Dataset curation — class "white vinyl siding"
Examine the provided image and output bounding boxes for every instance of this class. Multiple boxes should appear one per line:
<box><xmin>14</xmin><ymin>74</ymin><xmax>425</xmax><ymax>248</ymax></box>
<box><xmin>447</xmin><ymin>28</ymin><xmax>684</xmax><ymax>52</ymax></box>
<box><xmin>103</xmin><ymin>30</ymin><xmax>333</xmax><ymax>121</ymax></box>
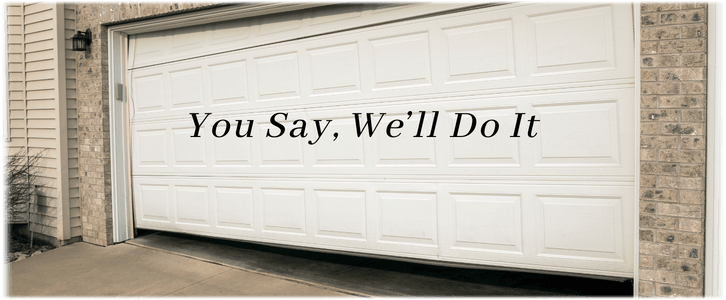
<box><xmin>64</xmin><ymin>4</ymin><xmax>80</xmax><ymax>238</ymax></box>
<box><xmin>5</xmin><ymin>2</ymin><xmax>79</xmax><ymax>242</ymax></box>
<box><xmin>2</xmin><ymin>2</ymin><xmax>9</xmax><ymax>142</ymax></box>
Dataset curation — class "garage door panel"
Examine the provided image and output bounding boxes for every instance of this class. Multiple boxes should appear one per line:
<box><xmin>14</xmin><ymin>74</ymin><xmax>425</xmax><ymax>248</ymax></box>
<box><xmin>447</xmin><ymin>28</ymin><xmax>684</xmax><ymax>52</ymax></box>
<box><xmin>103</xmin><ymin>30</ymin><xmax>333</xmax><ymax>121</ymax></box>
<box><xmin>213</xmin><ymin>134</ymin><xmax>253</xmax><ymax>167</ymax></box>
<box><xmin>376</xmin><ymin>191</ymin><xmax>438</xmax><ymax>247</ymax></box>
<box><xmin>169</xmin><ymin>68</ymin><xmax>205</xmax><ymax>109</ymax></box>
<box><xmin>527</xmin><ymin>5</ymin><xmax>615</xmax><ymax>76</ymax></box>
<box><xmin>133</xmin><ymin>179</ymin><xmax>633</xmax><ymax>276</ymax></box>
<box><xmin>129</xmin><ymin>3</ymin><xmax>635</xmax><ymax>277</ymax></box>
<box><xmin>370</xmin><ymin>31</ymin><xmax>432</xmax><ymax>91</ymax></box>
<box><xmin>130</xmin><ymin>88</ymin><xmax>633</xmax><ymax>177</ymax></box>
<box><xmin>314</xmin><ymin>189</ymin><xmax>367</xmax><ymax>241</ymax></box>
<box><xmin>129</xmin><ymin>4</ymin><xmax>473</xmax><ymax>69</ymax></box>
<box><xmin>261</xmin><ymin>188</ymin><xmax>307</xmax><ymax>235</ymax></box>
<box><xmin>533</xmin><ymin>100</ymin><xmax>622</xmax><ymax>167</ymax></box>
<box><xmin>175</xmin><ymin>185</ymin><xmax>210</xmax><ymax>226</ymax></box>
<box><xmin>171</xmin><ymin>126</ymin><xmax>207</xmax><ymax>166</ymax></box>
<box><xmin>254</xmin><ymin>51</ymin><xmax>302</xmax><ymax>101</ymax></box>
<box><xmin>446</xmin><ymin>106</ymin><xmax>521</xmax><ymax>167</ymax></box>
<box><xmin>129</xmin><ymin>3</ymin><xmax>633</xmax><ymax>124</ymax></box>
<box><xmin>136</xmin><ymin>183</ymin><xmax>171</xmax><ymax>223</ymax></box>
<box><xmin>310</xmin><ymin>116</ymin><xmax>366</xmax><ymax>167</ymax></box>
<box><xmin>216</xmin><ymin>187</ymin><xmax>255</xmax><ymax>230</ymax></box>
<box><xmin>207</xmin><ymin>60</ymin><xmax>250</xmax><ymax>105</ymax></box>
<box><xmin>373</xmin><ymin>112</ymin><xmax>438</xmax><ymax>167</ymax></box>
<box><xmin>438</xmin><ymin>183</ymin><xmax>633</xmax><ymax>275</ymax></box>
<box><xmin>132</xmin><ymin>73</ymin><xmax>166</xmax><ymax>113</ymax></box>
<box><xmin>449</xmin><ymin>192</ymin><xmax>524</xmax><ymax>255</ymax></box>
<box><xmin>308</xmin><ymin>42</ymin><xmax>362</xmax><ymax>96</ymax></box>
<box><xmin>441</xmin><ymin>18</ymin><xmax>516</xmax><ymax>83</ymax></box>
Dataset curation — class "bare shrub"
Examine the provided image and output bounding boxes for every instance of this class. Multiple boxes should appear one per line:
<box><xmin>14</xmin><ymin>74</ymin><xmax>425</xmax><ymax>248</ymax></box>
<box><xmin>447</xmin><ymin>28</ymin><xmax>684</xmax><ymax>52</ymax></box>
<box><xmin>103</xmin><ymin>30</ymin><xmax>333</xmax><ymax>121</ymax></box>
<box><xmin>5</xmin><ymin>147</ymin><xmax>44</xmax><ymax>222</ymax></box>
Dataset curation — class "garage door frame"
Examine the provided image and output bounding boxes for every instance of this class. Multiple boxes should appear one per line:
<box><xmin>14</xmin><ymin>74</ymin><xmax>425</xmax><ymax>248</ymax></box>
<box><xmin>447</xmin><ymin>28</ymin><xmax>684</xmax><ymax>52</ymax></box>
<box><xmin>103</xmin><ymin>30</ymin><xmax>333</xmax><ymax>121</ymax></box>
<box><xmin>107</xmin><ymin>3</ymin><xmax>641</xmax><ymax>289</ymax></box>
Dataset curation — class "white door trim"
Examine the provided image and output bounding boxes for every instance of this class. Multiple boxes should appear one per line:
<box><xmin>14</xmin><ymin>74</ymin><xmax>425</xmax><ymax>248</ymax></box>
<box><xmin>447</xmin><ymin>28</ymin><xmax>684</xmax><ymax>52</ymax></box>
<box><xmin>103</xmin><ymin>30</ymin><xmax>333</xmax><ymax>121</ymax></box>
<box><xmin>107</xmin><ymin>3</ymin><xmax>489</xmax><ymax>243</ymax></box>
<box><xmin>706</xmin><ymin>2</ymin><xmax>722</xmax><ymax>297</ymax></box>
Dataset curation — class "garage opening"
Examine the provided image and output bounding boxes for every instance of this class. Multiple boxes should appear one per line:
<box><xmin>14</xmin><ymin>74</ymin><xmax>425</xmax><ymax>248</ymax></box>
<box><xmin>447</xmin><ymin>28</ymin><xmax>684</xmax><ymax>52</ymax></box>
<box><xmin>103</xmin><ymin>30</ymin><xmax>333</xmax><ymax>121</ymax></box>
<box><xmin>124</xmin><ymin>3</ymin><xmax>636</xmax><ymax>279</ymax></box>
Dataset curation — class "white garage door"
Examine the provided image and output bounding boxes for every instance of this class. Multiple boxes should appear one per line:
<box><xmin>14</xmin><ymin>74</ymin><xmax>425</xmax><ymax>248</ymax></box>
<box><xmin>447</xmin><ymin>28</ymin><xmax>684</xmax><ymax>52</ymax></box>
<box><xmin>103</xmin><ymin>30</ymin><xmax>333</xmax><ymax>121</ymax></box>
<box><xmin>127</xmin><ymin>3</ymin><xmax>635</xmax><ymax>278</ymax></box>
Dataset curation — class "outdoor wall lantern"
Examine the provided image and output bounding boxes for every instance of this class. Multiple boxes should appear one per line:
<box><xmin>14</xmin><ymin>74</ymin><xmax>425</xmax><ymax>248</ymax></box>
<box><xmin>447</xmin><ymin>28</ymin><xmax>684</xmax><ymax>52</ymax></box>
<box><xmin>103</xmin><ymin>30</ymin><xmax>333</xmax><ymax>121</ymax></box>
<box><xmin>72</xmin><ymin>29</ymin><xmax>92</xmax><ymax>51</ymax></box>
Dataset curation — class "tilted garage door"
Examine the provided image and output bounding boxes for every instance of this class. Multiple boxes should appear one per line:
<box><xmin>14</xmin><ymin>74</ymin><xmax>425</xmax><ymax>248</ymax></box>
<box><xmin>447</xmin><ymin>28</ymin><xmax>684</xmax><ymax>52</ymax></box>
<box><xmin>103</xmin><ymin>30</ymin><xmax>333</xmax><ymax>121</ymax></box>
<box><xmin>126</xmin><ymin>3</ymin><xmax>636</xmax><ymax>277</ymax></box>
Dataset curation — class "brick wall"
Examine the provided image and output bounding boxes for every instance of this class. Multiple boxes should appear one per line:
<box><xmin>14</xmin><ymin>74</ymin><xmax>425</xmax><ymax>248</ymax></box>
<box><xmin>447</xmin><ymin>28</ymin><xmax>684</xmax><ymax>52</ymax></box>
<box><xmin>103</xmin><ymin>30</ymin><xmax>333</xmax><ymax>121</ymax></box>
<box><xmin>639</xmin><ymin>3</ymin><xmax>707</xmax><ymax>297</ymax></box>
<box><xmin>75</xmin><ymin>3</ymin><xmax>224</xmax><ymax>246</ymax></box>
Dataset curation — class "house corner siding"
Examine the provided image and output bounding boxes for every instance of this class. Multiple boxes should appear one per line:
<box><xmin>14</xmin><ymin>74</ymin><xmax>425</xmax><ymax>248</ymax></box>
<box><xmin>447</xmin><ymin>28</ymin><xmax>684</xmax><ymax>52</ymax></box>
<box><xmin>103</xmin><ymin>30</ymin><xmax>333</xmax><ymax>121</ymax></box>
<box><xmin>639</xmin><ymin>3</ymin><xmax>708</xmax><ymax>297</ymax></box>
<box><xmin>6</xmin><ymin>2</ymin><xmax>82</xmax><ymax>246</ymax></box>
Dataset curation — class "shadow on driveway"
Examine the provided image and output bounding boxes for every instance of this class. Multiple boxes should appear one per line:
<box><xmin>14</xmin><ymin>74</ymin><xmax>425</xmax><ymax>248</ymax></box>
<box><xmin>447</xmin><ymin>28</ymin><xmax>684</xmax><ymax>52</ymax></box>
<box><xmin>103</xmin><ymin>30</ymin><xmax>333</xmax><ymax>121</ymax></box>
<box><xmin>130</xmin><ymin>230</ymin><xmax>634</xmax><ymax>297</ymax></box>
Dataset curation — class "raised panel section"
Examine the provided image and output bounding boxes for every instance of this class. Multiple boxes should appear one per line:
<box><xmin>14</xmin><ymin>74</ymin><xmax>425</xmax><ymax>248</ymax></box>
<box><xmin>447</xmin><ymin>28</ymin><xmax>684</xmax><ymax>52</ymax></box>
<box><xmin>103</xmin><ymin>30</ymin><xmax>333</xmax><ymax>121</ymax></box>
<box><xmin>133</xmin><ymin>74</ymin><xmax>165</xmax><ymax>113</ymax></box>
<box><xmin>213</xmin><ymin>135</ymin><xmax>252</xmax><ymax>166</ymax></box>
<box><xmin>170</xmin><ymin>27</ymin><xmax>205</xmax><ymax>53</ymax></box>
<box><xmin>442</xmin><ymin>19</ymin><xmax>516</xmax><ymax>83</ymax></box>
<box><xmin>135</xmin><ymin>129</ymin><xmax>167</xmax><ymax>166</ymax></box>
<box><xmin>211</xmin><ymin>18</ymin><xmax>252</xmax><ymax>45</ymax></box>
<box><xmin>216</xmin><ymin>187</ymin><xmax>254</xmax><ymax>230</ymax></box>
<box><xmin>139</xmin><ymin>184</ymin><xmax>170</xmax><ymax>222</ymax></box>
<box><xmin>308</xmin><ymin>43</ymin><xmax>361</xmax><ymax>96</ymax></box>
<box><xmin>446</xmin><ymin>107</ymin><xmax>520</xmax><ymax>166</ymax></box>
<box><xmin>170</xmin><ymin>68</ymin><xmax>204</xmax><ymax>109</ymax></box>
<box><xmin>450</xmin><ymin>193</ymin><xmax>522</xmax><ymax>254</ymax></box>
<box><xmin>172</xmin><ymin>127</ymin><xmax>206</xmax><ymax>166</ymax></box>
<box><xmin>258</xmin><ymin>120</ymin><xmax>304</xmax><ymax>166</ymax></box>
<box><xmin>370</xmin><ymin>32</ymin><xmax>431</xmax><ymax>90</ymax></box>
<box><xmin>176</xmin><ymin>186</ymin><xmax>209</xmax><ymax>225</ymax></box>
<box><xmin>262</xmin><ymin>188</ymin><xmax>306</xmax><ymax>235</ymax></box>
<box><xmin>209</xmin><ymin>60</ymin><xmax>248</xmax><ymax>105</ymax></box>
<box><xmin>314</xmin><ymin>190</ymin><xmax>366</xmax><ymax>240</ymax></box>
<box><xmin>131</xmin><ymin>31</ymin><xmax>166</xmax><ymax>65</ymax></box>
<box><xmin>375</xmin><ymin>113</ymin><xmax>436</xmax><ymax>166</ymax></box>
<box><xmin>378</xmin><ymin>191</ymin><xmax>437</xmax><ymax>246</ymax></box>
<box><xmin>528</xmin><ymin>6</ymin><xmax>615</xmax><ymax>76</ymax></box>
<box><xmin>535</xmin><ymin>194</ymin><xmax>623</xmax><ymax>261</ymax></box>
<box><xmin>258</xmin><ymin>13</ymin><xmax>303</xmax><ymax>36</ymax></box>
<box><xmin>312</xmin><ymin>117</ymin><xmax>365</xmax><ymax>166</ymax></box>
<box><xmin>533</xmin><ymin>100</ymin><xmax>620</xmax><ymax>166</ymax></box>
<box><xmin>255</xmin><ymin>52</ymin><xmax>300</xmax><ymax>100</ymax></box>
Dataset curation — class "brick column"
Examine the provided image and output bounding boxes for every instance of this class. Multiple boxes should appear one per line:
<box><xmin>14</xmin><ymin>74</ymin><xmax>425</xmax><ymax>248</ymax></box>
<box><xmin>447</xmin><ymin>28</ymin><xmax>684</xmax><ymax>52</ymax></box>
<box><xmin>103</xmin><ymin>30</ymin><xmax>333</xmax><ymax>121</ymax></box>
<box><xmin>639</xmin><ymin>3</ymin><xmax>707</xmax><ymax>297</ymax></box>
<box><xmin>76</xmin><ymin>4</ymin><xmax>113</xmax><ymax>246</ymax></box>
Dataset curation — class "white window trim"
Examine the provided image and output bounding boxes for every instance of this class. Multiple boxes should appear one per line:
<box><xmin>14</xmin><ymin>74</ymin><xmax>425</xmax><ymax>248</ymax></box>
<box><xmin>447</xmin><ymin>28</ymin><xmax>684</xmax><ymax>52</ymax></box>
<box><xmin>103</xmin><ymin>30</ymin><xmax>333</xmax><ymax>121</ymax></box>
<box><xmin>706</xmin><ymin>2</ymin><xmax>723</xmax><ymax>297</ymax></box>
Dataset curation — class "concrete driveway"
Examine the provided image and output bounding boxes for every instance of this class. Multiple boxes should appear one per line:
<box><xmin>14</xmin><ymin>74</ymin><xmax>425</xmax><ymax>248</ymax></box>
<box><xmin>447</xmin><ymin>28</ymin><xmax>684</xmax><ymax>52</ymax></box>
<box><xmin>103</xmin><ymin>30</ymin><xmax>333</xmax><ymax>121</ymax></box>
<box><xmin>8</xmin><ymin>242</ymin><xmax>349</xmax><ymax>296</ymax></box>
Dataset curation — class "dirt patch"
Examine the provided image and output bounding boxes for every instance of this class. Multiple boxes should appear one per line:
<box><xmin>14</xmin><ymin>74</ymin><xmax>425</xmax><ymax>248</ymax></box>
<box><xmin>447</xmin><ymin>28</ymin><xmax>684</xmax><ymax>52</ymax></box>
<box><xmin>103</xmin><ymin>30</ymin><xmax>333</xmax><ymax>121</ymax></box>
<box><xmin>7</xmin><ymin>229</ymin><xmax>55</xmax><ymax>263</ymax></box>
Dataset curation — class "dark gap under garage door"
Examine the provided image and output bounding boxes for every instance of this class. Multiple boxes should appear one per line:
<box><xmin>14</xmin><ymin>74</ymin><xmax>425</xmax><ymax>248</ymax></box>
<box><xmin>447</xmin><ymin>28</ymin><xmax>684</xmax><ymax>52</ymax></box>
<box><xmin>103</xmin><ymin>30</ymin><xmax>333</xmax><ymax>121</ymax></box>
<box><xmin>129</xmin><ymin>230</ymin><xmax>633</xmax><ymax>296</ymax></box>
